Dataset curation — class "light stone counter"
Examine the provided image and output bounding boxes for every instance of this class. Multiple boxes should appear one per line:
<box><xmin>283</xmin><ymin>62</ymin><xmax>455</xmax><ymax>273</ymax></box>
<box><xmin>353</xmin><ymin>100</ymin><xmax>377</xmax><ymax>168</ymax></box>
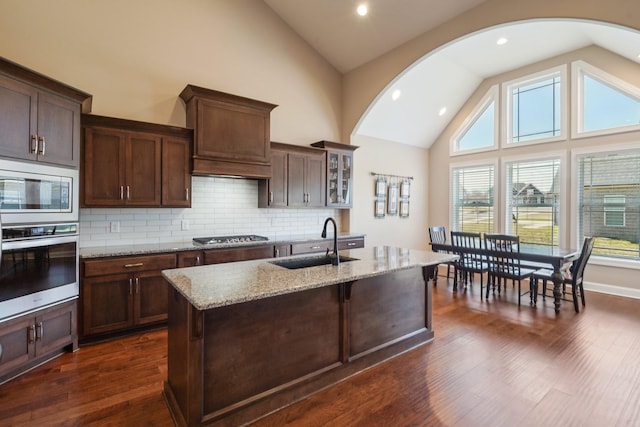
<box><xmin>162</xmin><ymin>246</ymin><xmax>457</xmax><ymax>311</ymax></box>
<box><xmin>80</xmin><ymin>232</ymin><xmax>365</xmax><ymax>258</ymax></box>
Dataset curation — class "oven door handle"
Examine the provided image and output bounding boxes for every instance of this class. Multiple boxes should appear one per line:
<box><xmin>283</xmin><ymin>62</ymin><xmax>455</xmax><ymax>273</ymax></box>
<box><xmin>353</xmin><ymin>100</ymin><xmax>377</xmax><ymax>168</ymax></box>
<box><xmin>1</xmin><ymin>234</ymin><xmax>78</xmax><ymax>251</ymax></box>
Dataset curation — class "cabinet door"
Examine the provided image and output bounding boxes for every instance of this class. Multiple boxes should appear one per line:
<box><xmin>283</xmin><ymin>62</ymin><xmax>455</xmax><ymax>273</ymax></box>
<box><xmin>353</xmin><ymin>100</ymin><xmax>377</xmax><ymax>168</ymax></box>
<box><xmin>0</xmin><ymin>74</ymin><xmax>37</xmax><ymax>162</ymax></box>
<box><xmin>305</xmin><ymin>150</ymin><xmax>326</xmax><ymax>207</ymax></box>
<box><xmin>35</xmin><ymin>301</ymin><xmax>77</xmax><ymax>356</ymax></box>
<box><xmin>287</xmin><ymin>152</ymin><xmax>307</xmax><ymax>207</ymax></box>
<box><xmin>177</xmin><ymin>251</ymin><xmax>204</xmax><ymax>267</ymax></box>
<box><xmin>339</xmin><ymin>152</ymin><xmax>353</xmax><ymax>207</ymax></box>
<box><xmin>162</xmin><ymin>136</ymin><xmax>191</xmax><ymax>207</ymax></box>
<box><xmin>36</xmin><ymin>91</ymin><xmax>81</xmax><ymax>167</ymax></box>
<box><xmin>83</xmin><ymin>127</ymin><xmax>126</xmax><ymax>206</ymax></box>
<box><xmin>126</xmin><ymin>133</ymin><xmax>161</xmax><ymax>206</ymax></box>
<box><xmin>268</xmin><ymin>149</ymin><xmax>288</xmax><ymax>207</ymax></box>
<box><xmin>0</xmin><ymin>316</ymin><xmax>34</xmax><ymax>378</ymax></box>
<box><xmin>82</xmin><ymin>273</ymin><xmax>134</xmax><ymax>336</ymax></box>
<box><xmin>135</xmin><ymin>270</ymin><xmax>168</xmax><ymax>326</ymax></box>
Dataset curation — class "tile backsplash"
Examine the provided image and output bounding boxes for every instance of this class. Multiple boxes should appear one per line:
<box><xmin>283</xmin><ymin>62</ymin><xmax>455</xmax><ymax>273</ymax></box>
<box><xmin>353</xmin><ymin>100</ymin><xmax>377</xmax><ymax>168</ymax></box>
<box><xmin>79</xmin><ymin>176</ymin><xmax>340</xmax><ymax>247</ymax></box>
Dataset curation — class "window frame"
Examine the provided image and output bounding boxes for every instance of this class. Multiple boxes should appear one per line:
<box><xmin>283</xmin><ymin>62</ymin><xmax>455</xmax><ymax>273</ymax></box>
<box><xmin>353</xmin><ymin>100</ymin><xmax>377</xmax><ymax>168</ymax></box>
<box><xmin>571</xmin><ymin>60</ymin><xmax>640</xmax><ymax>139</ymax></box>
<box><xmin>571</xmin><ymin>142</ymin><xmax>640</xmax><ymax>269</ymax></box>
<box><xmin>450</xmin><ymin>85</ymin><xmax>499</xmax><ymax>156</ymax></box>
<box><xmin>501</xmin><ymin>151</ymin><xmax>566</xmax><ymax>248</ymax></box>
<box><xmin>449</xmin><ymin>159</ymin><xmax>499</xmax><ymax>235</ymax></box>
<box><xmin>501</xmin><ymin>65</ymin><xmax>568</xmax><ymax>149</ymax></box>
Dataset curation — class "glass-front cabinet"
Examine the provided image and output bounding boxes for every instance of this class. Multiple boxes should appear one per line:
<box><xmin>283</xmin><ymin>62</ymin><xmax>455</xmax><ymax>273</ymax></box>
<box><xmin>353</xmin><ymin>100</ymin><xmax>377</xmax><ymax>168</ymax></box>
<box><xmin>311</xmin><ymin>140</ymin><xmax>358</xmax><ymax>208</ymax></box>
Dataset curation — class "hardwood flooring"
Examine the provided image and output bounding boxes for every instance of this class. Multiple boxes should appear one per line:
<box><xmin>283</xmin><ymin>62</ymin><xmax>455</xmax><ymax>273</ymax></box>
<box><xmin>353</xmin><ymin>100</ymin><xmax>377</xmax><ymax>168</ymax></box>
<box><xmin>1</xmin><ymin>277</ymin><xmax>640</xmax><ymax>426</ymax></box>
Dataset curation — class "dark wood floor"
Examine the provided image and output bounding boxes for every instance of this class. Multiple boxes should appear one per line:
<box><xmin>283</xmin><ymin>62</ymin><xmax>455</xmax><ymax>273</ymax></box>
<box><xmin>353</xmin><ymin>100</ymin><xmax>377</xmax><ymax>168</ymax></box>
<box><xmin>2</xmin><ymin>276</ymin><xmax>640</xmax><ymax>426</ymax></box>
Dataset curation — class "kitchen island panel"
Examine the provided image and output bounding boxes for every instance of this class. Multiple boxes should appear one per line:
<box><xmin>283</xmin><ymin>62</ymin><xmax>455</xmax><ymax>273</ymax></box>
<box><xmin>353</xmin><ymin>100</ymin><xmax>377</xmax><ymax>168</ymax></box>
<box><xmin>349</xmin><ymin>268</ymin><xmax>427</xmax><ymax>358</ymax></box>
<box><xmin>202</xmin><ymin>285</ymin><xmax>341</xmax><ymax>415</ymax></box>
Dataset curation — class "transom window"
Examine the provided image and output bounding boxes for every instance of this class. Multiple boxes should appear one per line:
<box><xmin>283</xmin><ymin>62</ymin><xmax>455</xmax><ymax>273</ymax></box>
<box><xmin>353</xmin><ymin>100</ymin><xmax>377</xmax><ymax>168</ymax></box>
<box><xmin>451</xmin><ymin>86</ymin><xmax>498</xmax><ymax>155</ymax></box>
<box><xmin>503</xmin><ymin>66</ymin><xmax>566</xmax><ymax>146</ymax></box>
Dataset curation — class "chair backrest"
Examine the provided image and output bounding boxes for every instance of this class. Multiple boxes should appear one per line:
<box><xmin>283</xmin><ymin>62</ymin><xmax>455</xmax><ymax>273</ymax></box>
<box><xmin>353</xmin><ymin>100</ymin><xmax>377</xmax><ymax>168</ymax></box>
<box><xmin>484</xmin><ymin>234</ymin><xmax>522</xmax><ymax>274</ymax></box>
<box><xmin>429</xmin><ymin>226</ymin><xmax>446</xmax><ymax>244</ymax></box>
<box><xmin>570</xmin><ymin>237</ymin><xmax>595</xmax><ymax>285</ymax></box>
<box><xmin>451</xmin><ymin>231</ymin><xmax>483</xmax><ymax>265</ymax></box>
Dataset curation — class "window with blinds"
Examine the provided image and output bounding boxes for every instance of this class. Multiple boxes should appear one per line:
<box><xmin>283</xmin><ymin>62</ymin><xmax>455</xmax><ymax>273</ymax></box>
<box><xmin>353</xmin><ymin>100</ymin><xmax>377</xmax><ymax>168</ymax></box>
<box><xmin>451</xmin><ymin>164</ymin><xmax>495</xmax><ymax>234</ymax></box>
<box><xmin>505</xmin><ymin>158</ymin><xmax>561</xmax><ymax>247</ymax></box>
<box><xmin>578</xmin><ymin>152</ymin><xmax>640</xmax><ymax>260</ymax></box>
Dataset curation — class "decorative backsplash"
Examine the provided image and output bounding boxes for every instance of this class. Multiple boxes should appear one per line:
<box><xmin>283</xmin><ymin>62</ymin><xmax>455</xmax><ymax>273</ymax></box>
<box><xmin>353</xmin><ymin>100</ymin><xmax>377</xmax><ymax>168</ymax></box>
<box><xmin>79</xmin><ymin>176</ymin><xmax>340</xmax><ymax>247</ymax></box>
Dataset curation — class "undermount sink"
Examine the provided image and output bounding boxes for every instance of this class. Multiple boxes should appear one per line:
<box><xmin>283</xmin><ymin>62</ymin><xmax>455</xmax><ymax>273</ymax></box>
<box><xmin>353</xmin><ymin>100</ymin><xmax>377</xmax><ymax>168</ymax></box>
<box><xmin>270</xmin><ymin>255</ymin><xmax>359</xmax><ymax>270</ymax></box>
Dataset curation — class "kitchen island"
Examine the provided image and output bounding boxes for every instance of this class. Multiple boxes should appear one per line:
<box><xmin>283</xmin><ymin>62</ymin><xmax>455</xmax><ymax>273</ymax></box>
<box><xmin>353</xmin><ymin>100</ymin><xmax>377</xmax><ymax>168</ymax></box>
<box><xmin>162</xmin><ymin>246</ymin><xmax>456</xmax><ymax>426</ymax></box>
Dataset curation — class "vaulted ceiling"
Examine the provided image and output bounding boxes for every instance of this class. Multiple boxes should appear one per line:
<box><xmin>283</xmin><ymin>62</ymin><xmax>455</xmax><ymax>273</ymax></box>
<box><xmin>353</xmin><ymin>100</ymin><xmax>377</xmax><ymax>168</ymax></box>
<box><xmin>265</xmin><ymin>1</ymin><xmax>640</xmax><ymax>148</ymax></box>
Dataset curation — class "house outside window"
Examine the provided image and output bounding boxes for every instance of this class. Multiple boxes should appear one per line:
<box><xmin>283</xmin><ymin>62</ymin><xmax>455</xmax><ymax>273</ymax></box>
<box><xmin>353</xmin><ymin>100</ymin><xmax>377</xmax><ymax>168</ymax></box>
<box><xmin>577</xmin><ymin>150</ymin><xmax>640</xmax><ymax>260</ymax></box>
<box><xmin>505</xmin><ymin>157</ymin><xmax>561</xmax><ymax>247</ymax></box>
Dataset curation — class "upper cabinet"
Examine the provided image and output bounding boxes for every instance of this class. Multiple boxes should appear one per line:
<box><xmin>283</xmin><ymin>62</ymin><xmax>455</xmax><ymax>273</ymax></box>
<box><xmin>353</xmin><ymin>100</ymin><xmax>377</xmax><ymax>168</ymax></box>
<box><xmin>259</xmin><ymin>142</ymin><xmax>326</xmax><ymax>208</ymax></box>
<box><xmin>179</xmin><ymin>85</ymin><xmax>277</xmax><ymax>179</ymax></box>
<box><xmin>311</xmin><ymin>141</ymin><xmax>358</xmax><ymax>208</ymax></box>
<box><xmin>0</xmin><ymin>57</ymin><xmax>92</xmax><ymax>168</ymax></box>
<box><xmin>81</xmin><ymin>114</ymin><xmax>192</xmax><ymax>208</ymax></box>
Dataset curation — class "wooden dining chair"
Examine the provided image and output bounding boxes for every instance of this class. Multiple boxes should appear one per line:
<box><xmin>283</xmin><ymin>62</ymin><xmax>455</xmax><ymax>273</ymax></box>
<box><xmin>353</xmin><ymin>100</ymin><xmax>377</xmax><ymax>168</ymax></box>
<box><xmin>428</xmin><ymin>226</ymin><xmax>452</xmax><ymax>285</ymax></box>
<box><xmin>484</xmin><ymin>234</ymin><xmax>537</xmax><ymax>305</ymax></box>
<box><xmin>450</xmin><ymin>231</ymin><xmax>489</xmax><ymax>295</ymax></box>
<box><xmin>531</xmin><ymin>237</ymin><xmax>594</xmax><ymax>312</ymax></box>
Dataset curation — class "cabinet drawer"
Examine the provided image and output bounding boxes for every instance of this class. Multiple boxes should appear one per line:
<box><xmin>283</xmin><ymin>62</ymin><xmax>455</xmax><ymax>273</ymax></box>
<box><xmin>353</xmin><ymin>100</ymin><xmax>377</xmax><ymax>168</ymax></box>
<box><xmin>203</xmin><ymin>245</ymin><xmax>274</xmax><ymax>265</ymax></box>
<box><xmin>83</xmin><ymin>253</ymin><xmax>177</xmax><ymax>277</ymax></box>
<box><xmin>290</xmin><ymin>241</ymin><xmax>333</xmax><ymax>255</ymax></box>
<box><xmin>338</xmin><ymin>238</ymin><xmax>364</xmax><ymax>250</ymax></box>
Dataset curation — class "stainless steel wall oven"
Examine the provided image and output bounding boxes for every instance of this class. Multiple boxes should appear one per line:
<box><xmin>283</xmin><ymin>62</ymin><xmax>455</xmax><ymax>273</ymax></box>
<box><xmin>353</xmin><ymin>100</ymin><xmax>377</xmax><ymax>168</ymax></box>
<box><xmin>0</xmin><ymin>159</ymin><xmax>79</xmax><ymax>322</ymax></box>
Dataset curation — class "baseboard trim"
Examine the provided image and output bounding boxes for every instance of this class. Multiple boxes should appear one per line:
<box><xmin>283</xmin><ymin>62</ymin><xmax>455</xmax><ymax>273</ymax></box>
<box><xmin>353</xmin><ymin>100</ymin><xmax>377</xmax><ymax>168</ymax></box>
<box><xmin>584</xmin><ymin>281</ymin><xmax>640</xmax><ymax>300</ymax></box>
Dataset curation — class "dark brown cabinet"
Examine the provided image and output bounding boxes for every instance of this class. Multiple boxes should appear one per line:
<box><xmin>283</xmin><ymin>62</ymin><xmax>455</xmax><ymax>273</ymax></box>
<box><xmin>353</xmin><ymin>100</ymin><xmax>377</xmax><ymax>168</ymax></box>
<box><xmin>80</xmin><ymin>254</ymin><xmax>177</xmax><ymax>339</ymax></box>
<box><xmin>82</xmin><ymin>115</ymin><xmax>192</xmax><ymax>208</ymax></box>
<box><xmin>0</xmin><ymin>58</ymin><xmax>91</xmax><ymax>167</ymax></box>
<box><xmin>259</xmin><ymin>143</ymin><xmax>326</xmax><ymax>208</ymax></box>
<box><xmin>180</xmin><ymin>85</ymin><xmax>277</xmax><ymax>179</ymax></box>
<box><xmin>203</xmin><ymin>245</ymin><xmax>275</xmax><ymax>265</ymax></box>
<box><xmin>0</xmin><ymin>300</ymin><xmax>77</xmax><ymax>383</ymax></box>
<box><xmin>311</xmin><ymin>141</ymin><xmax>358</xmax><ymax>208</ymax></box>
<box><xmin>177</xmin><ymin>250</ymin><xmax>204</xmax><ymax>268</ymax></box>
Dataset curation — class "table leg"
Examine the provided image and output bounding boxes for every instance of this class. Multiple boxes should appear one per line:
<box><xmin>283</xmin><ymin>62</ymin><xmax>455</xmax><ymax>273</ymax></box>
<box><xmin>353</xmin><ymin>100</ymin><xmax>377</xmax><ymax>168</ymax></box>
<box><xmin>551</xmin><ymin>269</ymin><xmax>563</xmax><ymax>314</ymax></box>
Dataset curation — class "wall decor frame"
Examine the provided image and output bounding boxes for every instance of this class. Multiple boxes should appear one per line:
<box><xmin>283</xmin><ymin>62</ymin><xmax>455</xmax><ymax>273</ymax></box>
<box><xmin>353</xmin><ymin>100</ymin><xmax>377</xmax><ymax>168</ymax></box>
<box><xmin>374</xmin><ymin>199</ymin><xmax>386</xmax><ymax>217</ymax></box>
<box><xmin>387</xmin><ymin>183</ymin><xmax>398</xmax><ymax>215</ymax></box>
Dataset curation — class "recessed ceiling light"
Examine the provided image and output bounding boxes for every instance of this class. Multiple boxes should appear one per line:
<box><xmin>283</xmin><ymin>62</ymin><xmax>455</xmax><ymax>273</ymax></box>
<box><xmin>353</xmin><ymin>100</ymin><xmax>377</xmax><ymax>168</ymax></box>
<box><xmin>356</xmin><ymin>4</ymin><xmax>368</xmax><ymax>17</ymax></box>
<box><xmin>496</xmin><ymin>37</ymin><xmax>508</xmax><ymax>46</ymax></box>
<box><xmin>391</xmin><ymin>89</ymin><xmax>401</xmax><ymax>101</ymax></box>
<box><xmin>438</xmin><ymin>107</ymin><xmax>447</xmax><ymax>116</ymax></box>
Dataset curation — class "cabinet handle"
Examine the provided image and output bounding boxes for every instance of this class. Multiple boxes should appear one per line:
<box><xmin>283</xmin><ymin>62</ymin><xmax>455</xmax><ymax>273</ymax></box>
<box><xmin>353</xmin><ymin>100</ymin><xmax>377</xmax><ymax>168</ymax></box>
<box><xmin>196</xmin><ymin>256</ymin><xmax>201</xmax><ymax>265</ymax></box>
<box><xmin>275</xmin><ymin>248</ymin><xmax>280</xmax><ymax>257</ymax></box>
<box><xmin>36</xmin><ymin>322</ymin><xmax>43</xmax><ymax>341</ymax></box>
<box><xmin>126</xmin><ymin>186</ymin><xmax>130</xmax><ymax>200</ymax></box>
<box><xmin>269</xmin><ymin>191</ymin><xmax>273</xmax><ymax>205</ymax></box>
<box><xmin>347</xmin><ymin>242</ymin><xmax>357</xmax><ymax>247</ymax></box>
<box><xmin>310</xmin><ymin>245</ymin><xmax>321</xmax><ymax>250</ymax></box>
<box><xmin>120</xmin><ymin>186</ymin><xmax>124</xmax><ymax>200</ymax></box>
<box><xmin>124</xmin><ymin>262</ymin><xmax>144</xmax><ymax>268</ymax></box>
<box><xmin>129</xmin><ymin>278</ymin><xmax>133</xmax><ymax>295</ymax></box>
<box><xmin>185</xmin><ymin>188</ymin><xmax>189</xmax><ymax>201</ymax></box>
<box><xmin>38</xmin><ymin>136</ymin><xmax>46</xmax><ymax>155</ymax></box>
<box><xmin>0</xmin><ymin>342</ymin><xmax>3</xmax><ymax>361</ymax></box>
<box><xmin>28</xmin><ymin>325</ymin><xmax>36</xmax><ymax>343</ymax></box>
<box><xmin>30</xmin><ymin>134</ymin><xmax>38</xmax><ymax>153</ymax></box>
<box><xmin>135</xmin><ymin>277</ymin><xmax>140</xmax><ymax>294</ymax></box>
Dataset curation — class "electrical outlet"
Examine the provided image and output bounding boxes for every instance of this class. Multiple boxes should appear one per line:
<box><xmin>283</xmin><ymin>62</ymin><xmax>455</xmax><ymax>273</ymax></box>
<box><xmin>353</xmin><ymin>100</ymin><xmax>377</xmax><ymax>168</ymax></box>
<box><xmin>110</xmin><ymin>221</ymin><xmax>120</xmax><ymax>233</ymax></box>
<box><xmin>181</xmin><ymin>219</ymin><xmax>190</xmax><ymax>231</ymax></box>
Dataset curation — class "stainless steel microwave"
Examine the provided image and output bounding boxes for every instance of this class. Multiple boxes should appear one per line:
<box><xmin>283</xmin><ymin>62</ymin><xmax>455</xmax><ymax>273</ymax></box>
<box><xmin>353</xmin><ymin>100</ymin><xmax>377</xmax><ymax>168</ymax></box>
<box><xmin>0</xmin><ymin>159</ymin><xmax>78</xmax><ymax>225</ymax></box>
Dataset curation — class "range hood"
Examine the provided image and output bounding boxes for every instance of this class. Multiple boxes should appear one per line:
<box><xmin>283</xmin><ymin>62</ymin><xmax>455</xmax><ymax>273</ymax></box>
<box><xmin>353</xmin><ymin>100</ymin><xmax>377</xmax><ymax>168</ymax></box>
<box><xmin>179</xmin><ymin>85</ymin><xmax>277</xmax><ymax>179</ymax></box>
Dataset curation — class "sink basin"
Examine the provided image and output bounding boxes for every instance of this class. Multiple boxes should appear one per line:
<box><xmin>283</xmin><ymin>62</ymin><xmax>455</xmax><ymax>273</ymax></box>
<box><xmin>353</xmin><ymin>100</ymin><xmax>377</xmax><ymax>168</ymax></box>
<box><xmin>270</xmin><ymin>255</ymin><xmax>358</xmax><ymax>270</ymax></box>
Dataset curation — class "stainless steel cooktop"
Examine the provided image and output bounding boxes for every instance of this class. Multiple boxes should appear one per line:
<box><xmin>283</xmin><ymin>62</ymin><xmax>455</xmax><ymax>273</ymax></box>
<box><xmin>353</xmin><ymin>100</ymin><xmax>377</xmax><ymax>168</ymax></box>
<box><xmin>192</xmin><ymin>235</ymin><xmax>269</xmax><ymax>245</ymax></box>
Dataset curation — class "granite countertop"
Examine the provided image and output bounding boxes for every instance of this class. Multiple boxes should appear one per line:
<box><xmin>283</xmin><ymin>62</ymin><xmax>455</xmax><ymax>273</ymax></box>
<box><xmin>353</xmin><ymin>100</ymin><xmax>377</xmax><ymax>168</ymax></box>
<box><xmin>162</xmin><ymin>246</ymin><xmax>457</xmax><ymax>311</ymax></box>
<box><xmin>79</xmin><ymin>233</ymin><xmax>366</xmax><ymax>258</ymax></box>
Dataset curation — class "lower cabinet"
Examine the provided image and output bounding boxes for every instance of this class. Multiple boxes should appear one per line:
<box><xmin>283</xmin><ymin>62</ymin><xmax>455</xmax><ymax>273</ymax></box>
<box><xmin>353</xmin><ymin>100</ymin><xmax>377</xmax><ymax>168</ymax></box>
<box><xmin>0</xmin><ymin>300</ymin><xmax>77</xmax><ymax>383</ymax></box>
<box><xmin>80</xmin><ymin>253</ymin><xmax>177</xmax><ymax>339</ymax></box>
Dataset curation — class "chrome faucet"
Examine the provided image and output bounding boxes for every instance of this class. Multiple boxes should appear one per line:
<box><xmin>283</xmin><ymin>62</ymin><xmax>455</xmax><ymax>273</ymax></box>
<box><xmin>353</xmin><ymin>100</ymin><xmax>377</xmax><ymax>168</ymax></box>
<box><xmin>321</xmin><ymin>217</ymin><xmax>339</xmax><ymax>266</ymax></box>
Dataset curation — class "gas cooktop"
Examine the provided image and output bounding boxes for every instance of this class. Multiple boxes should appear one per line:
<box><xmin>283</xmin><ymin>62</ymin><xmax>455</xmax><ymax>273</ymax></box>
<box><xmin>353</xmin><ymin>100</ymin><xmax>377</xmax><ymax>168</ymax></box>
<box><xmin>192</xmin><ymin>235</ymin><xmax>269</xmax><ymax>245</ymax></box>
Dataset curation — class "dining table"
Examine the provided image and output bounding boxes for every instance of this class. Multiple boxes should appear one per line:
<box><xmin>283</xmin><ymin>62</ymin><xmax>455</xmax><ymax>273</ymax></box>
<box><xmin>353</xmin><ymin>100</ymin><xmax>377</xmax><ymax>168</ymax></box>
<box><xmin>429</xmin><ymin>241</ymin><xmax>580</xmax><ymax>314</ymax></box>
